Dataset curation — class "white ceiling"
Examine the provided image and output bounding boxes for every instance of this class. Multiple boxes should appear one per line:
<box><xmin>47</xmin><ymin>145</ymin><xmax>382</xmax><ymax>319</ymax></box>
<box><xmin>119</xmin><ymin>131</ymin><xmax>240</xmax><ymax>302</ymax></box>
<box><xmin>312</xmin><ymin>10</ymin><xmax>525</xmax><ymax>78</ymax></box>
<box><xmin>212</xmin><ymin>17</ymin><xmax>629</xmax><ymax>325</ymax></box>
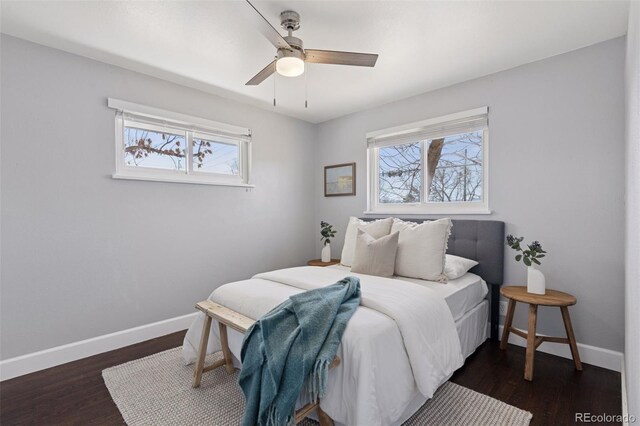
<box><xmin>0</xmin><ymin>1</ymin><xmax>629</xmax><ymax>123</ymax></box>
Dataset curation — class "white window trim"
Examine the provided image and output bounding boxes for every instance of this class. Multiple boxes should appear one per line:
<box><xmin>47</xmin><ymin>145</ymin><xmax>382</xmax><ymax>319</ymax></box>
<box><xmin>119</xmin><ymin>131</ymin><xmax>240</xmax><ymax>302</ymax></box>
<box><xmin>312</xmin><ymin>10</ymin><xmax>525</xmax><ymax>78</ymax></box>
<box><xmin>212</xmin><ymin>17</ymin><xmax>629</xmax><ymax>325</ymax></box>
<box><xmin>108</xmin><ymin>98</ymin><xmax>254</xmax><ymax>187</ymax></box>
<box><xmin>366</xmin><ymin>107</ymin><xmax>490</xmax><ymax>215</ymax></box>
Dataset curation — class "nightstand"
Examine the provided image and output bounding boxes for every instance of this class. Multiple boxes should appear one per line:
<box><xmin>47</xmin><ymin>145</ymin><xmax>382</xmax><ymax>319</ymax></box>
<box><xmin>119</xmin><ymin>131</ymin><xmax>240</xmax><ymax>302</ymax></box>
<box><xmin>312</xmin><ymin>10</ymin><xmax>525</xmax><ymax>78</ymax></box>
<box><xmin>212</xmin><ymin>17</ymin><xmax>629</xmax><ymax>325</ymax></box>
<box><xmin>500</xmin><ymin>286</ymin><xmax>582</xmax><ymax>381</ymax></box>
<box><xmin>307</xmin><ymin>259</ymin><xmax>340</xmax><ymax>267</ymax></box>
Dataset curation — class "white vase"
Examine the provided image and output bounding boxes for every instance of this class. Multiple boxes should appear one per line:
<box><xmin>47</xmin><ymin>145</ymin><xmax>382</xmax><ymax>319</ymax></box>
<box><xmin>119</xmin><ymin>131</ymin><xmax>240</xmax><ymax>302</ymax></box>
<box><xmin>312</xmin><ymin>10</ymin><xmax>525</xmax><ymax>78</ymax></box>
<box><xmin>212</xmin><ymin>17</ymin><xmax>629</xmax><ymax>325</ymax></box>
<box><xmin>321</xmin><ymin>244</ymin><xmax>331</xmax><ymax>262</ymax></box>
<box><xmin>527</xmin><ymin>266</ymin><xmax>546</xmax><ymax>295</ymax></box>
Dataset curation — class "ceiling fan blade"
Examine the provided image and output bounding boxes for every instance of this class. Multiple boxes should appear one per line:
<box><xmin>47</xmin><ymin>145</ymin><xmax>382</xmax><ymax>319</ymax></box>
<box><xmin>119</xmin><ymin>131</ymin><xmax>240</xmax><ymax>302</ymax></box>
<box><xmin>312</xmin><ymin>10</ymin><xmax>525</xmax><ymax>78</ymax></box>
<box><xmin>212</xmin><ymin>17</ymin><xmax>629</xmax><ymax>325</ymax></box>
<box><xmin>304</xmin><ymin>49</ymin><xmax>378</xmax><ymax>67</ymax></box>
<box><xmin>244</xmin><ymin>0</ymin><xmax>292</xmax><ymax>50</ymax></box>
<box><xmin>246</xmin><ymin>60</ymin><xmax>276</xmax><ymax>85</ymax></box>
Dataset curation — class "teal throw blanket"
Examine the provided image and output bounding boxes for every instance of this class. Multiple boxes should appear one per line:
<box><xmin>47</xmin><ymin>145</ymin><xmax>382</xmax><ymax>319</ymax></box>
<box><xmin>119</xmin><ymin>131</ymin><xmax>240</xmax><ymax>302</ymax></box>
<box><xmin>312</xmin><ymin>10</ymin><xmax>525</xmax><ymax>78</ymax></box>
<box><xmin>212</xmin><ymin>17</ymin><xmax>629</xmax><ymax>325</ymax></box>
<box><xmin>238</xmin><ymin>276</ymin><xmax>361</xmax><ymax>426</ymax></box>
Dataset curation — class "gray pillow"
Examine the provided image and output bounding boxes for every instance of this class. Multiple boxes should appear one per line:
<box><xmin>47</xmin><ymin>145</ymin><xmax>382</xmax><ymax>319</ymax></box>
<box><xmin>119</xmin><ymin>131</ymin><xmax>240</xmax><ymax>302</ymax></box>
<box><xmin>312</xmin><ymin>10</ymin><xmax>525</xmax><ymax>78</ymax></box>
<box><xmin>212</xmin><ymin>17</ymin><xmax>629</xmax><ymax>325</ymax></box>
<box><xmin>350</xmin><ymin>230</ymin><xmax>399</xmax><ymax>277</ymax></box>
<box><xmin>340</xmin><ymin>217</ymin><xmax>394</xmax><ymax>267</ymax></box>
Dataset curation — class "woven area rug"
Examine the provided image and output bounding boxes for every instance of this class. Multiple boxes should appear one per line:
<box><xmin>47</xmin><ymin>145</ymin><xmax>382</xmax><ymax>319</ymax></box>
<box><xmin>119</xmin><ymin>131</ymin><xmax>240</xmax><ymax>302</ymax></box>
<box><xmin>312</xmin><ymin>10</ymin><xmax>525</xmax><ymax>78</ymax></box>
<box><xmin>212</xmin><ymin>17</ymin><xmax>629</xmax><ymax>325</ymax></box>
<box><xmin>103</xmin><ymin>347</ymin><xmax>532</xmax><ymax>426</ymax></box>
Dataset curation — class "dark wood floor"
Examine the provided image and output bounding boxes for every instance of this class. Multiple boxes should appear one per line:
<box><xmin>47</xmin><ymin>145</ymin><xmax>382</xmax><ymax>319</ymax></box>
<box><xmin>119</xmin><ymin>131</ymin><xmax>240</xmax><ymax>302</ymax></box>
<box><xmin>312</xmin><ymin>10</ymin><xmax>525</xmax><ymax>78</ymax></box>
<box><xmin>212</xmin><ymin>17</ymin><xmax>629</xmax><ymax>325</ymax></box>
<box><xmin>451</xmin><ymin>342</ymin><xmax>621</xmax><ymax>425</ymax></box>
<box><xmin>1</xmin><ymin>332</ymin><xmax>621</xmax><ymax>425</ymax></box>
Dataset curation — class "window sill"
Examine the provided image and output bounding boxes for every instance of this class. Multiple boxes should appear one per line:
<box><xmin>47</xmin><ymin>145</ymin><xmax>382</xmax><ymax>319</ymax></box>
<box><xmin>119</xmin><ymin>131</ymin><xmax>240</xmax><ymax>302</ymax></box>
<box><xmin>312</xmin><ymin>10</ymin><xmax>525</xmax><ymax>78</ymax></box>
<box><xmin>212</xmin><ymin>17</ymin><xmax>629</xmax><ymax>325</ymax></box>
<box><xmin>364</xmin><ymin>207</ymin><xmax>492</xmax><ymax>216</ymax></box>
<box><xmin>112</xmin><ymin>172</ymin><xmax>254</xmax><ymax>188</ymax></box>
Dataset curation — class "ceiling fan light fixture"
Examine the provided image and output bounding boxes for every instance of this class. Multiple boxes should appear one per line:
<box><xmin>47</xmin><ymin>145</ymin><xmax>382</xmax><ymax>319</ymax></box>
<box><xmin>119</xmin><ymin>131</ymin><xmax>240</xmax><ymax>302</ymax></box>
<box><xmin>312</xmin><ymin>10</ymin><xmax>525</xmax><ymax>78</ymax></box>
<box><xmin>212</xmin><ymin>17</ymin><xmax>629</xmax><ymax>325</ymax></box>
<box><xmin>276</xmin><ymin>56</ymin><xmax>305</xmax><ymax>77</ymax></box>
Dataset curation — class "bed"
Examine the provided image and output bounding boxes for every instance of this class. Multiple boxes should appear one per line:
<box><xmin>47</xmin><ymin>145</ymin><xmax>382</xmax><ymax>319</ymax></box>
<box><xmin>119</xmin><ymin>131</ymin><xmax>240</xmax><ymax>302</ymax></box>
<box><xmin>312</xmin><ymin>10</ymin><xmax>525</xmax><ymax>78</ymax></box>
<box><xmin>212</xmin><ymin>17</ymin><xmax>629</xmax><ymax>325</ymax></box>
<box><xmin>183</xmin><ymin>219</ymin><xmax>504</xmax><ymax>426</ymax></box>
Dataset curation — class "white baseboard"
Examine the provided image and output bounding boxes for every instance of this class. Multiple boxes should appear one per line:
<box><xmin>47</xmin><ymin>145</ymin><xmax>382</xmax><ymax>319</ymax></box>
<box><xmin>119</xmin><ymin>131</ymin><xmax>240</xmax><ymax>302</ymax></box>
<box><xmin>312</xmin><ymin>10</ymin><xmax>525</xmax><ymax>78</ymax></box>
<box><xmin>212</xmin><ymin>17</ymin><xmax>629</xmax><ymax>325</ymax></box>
<box><xmin>622</xmin><ymin>355</ymin><xmax>629</xmax><ymax>426</ymax></box>
<box><xmin>0</xmin><ymin>312</ymin><xmax>198</xmax><ymax>381</ymax></box>
<box><xmin>499</xmin><ymin>324</ymin><xmax>623</xmax><ymax>372</ymax></box>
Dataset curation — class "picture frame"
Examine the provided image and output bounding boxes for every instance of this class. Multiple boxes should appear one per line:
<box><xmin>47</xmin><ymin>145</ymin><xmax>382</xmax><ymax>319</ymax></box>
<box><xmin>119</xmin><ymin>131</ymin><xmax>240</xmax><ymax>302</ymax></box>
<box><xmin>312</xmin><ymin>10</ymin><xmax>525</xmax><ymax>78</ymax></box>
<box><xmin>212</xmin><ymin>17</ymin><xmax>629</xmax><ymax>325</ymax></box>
<box><xmin>324</xmin><ymin>162</ymin><xmax>356</xmax><ymax>197</ymax></box>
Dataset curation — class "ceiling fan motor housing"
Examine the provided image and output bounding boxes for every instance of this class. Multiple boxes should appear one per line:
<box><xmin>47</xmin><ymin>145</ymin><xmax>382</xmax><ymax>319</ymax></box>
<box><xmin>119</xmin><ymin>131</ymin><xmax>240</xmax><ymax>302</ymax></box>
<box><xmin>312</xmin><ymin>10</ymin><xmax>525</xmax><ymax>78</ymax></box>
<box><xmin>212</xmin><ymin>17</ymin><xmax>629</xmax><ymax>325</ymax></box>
<box><xmin>283</xmin><ymin>35</ymin><xmax>303</xmax><ymax>51</ymax></box>
<box><xmin>277</xmin><ymin>44</ymin><xmax>304</xmax><ymax>61</ymax></box>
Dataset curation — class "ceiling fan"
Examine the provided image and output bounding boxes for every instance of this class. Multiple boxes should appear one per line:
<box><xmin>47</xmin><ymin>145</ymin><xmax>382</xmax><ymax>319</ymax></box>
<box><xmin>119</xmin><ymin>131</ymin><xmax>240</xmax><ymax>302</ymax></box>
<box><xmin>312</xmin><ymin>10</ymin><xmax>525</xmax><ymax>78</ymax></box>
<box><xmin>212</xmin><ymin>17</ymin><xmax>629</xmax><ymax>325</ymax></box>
<box><xmin>244</xmin><ymin>0</ymin><xmax>379</xmax><ymax>86</ymax></box>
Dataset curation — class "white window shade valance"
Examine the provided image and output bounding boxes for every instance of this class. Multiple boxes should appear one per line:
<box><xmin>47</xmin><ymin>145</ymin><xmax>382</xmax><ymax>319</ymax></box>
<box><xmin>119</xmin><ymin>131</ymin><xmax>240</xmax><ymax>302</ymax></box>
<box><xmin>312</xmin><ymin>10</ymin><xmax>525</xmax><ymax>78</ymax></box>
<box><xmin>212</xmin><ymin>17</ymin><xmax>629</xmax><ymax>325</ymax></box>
<box><xmin>108</xmin><ymin>98</ymin><xmax>251</xmax><ymax>142</ymax></box>
<box><xmin>366</xmin><ymin>106</ymin><xmax>488</xmax><ymax>148</ymax></box>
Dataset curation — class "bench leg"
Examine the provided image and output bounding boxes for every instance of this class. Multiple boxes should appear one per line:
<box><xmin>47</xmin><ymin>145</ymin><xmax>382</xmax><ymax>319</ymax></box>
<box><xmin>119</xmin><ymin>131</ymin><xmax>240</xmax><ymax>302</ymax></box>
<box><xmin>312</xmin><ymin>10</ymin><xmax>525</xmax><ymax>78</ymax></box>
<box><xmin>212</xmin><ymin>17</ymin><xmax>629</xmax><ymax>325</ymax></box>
<box><xmin>219</xmin><ymin>322</ymin><xmax>235</xmax><ymax>374</ymax></box>
<box><xmin>193</xmin><ymin>315</ymin><xmax>212</xmax><ymax>388</ymax></box>
<box><xmin>561</xmin><ymin>306</ymin><xmax>582</xmax><ymax>371</ymax></box>
<box><xmin>317</xmin><ymin>405</ymin><xmax>334</xmax><ymax>426</ymax></box>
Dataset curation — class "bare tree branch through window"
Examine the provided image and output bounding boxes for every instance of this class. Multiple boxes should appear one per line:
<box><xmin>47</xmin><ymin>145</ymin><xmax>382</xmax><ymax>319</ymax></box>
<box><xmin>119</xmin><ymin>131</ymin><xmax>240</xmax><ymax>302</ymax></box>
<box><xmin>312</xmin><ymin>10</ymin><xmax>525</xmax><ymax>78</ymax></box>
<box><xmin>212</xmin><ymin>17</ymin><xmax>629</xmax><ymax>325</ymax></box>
<box><xmin>124</xmin><ymin>128</ymin><xmax>240</xmax><ymax>175</ymax></box>
<box><xmin>125</xmin><ymin>128</ymin><xmax>186</xmax><ymax>170</ymax></box>
<box><xmin>377</xmin><ymin>131</ymin><xmax>483</xmax><ymax>204</ymax></box>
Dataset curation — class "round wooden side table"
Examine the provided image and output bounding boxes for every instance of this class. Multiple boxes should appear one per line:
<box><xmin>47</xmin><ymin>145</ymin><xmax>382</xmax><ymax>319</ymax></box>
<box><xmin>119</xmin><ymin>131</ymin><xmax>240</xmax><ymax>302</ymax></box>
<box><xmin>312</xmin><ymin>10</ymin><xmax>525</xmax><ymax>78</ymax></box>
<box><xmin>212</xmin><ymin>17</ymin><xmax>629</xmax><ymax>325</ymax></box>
<box><xmin>500</xmin><ymin>286</ymin><xmax>582</xmax><ymax>381</ymax></box>
<box><xmin>307</xmin><ymin>259</ymin><xmax>340</xmax><ymax>267</ymax></box>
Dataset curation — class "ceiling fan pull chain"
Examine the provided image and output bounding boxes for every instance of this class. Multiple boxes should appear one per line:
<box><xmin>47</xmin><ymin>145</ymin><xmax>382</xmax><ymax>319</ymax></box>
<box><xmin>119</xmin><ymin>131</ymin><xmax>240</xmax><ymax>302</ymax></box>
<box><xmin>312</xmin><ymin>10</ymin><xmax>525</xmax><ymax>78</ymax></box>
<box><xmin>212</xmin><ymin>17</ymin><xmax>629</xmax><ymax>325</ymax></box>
<box><xmin>273</xmin><ymin>69</ymin><xmax>277</xmax><ymax>107</ymax></box>
<box><xmin>305</xmin><ymin>65</ymin><xmax>308</xmax><ymax>108</ymax></box>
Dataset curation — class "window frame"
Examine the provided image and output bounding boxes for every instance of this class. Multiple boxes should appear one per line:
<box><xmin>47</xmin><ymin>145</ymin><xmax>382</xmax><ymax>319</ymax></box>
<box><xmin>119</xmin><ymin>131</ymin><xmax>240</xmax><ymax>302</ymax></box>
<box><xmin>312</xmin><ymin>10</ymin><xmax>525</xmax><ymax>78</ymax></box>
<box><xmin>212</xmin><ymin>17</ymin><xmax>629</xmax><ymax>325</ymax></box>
<box><xmin>366</xmin><ymin>108</ymin><xmax>490</xmax><ymax>215</ymax></box>
<box><xmin>109</xmin><ymin>98</ymin><xmax>253</xmax><ymax>187</ymax></box>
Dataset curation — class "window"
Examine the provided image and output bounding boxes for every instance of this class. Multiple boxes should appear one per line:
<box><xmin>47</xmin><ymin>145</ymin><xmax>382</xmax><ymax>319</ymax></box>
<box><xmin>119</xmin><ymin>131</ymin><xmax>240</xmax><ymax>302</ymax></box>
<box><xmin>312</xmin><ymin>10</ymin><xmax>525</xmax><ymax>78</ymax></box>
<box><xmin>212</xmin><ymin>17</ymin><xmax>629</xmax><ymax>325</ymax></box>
<box><xmin>367</xmin><ymin>107</ymin><xmax>489</xmax><ymax>214</ymax></box>
<box><xmin>109</xmin><ymin>99</ymin><xmax>252</xmax><ymax>187</ymax></box>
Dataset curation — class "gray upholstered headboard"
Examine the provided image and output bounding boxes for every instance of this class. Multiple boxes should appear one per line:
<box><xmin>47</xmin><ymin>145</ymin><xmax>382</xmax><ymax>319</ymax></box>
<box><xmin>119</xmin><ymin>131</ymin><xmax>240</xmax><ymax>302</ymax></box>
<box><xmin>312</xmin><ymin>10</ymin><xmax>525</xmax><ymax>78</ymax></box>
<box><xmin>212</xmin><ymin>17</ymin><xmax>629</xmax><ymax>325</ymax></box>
<box><xmin>360</xmin><ymin>218</ymin><xmax>505</xmax><ymax>340</ymax></box>
<box><xmin>446</xmin><ymin>220</ymin><xmax>505</xmax><ymax>286</ymax></box>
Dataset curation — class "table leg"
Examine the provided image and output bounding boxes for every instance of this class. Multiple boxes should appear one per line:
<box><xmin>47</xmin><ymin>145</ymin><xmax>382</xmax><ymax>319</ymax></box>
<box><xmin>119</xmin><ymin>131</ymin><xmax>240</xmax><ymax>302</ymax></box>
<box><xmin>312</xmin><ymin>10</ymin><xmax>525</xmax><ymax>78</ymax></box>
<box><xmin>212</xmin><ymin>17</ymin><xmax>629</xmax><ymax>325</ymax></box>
<box><xmin>500</xmin><ymin>299</ymin><xmax>516</xmax><ymax>350</ymax></box>
<box><xmin>524</xmin><ymin>304</ymin><xmax>538</xmax><ymax>381</ymax></box>
<box><xmin>560</xmin><ymin>306</ymin><xmax>583</xmax><ymax>371</ymax></box>
<box><xmin>193</xmin><ymin>315</ymin><xmax>212</xmax><ymax>388</ymax></box>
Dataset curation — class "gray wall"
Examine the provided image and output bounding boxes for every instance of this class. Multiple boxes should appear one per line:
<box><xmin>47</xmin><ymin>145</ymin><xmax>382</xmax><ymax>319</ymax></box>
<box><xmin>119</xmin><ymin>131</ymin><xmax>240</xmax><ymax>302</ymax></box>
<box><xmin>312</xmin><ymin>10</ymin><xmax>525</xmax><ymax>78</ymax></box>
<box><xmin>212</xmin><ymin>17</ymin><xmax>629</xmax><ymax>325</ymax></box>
<box><xmin>0</xmin><ymin>35</ymin><xmax>317</xmax><ymax>360</ymax></box>
<box><xmin>625</xmin><ymin>2</ymin><xmax>640</xmax><ymax>417</ymax></box>
<box><xmin>0</xmin><ymin>33</ymin><xmax>628</xmax><ymax>360</ymax></box>
<box><xmin>314</xmin><ymin>38</ymin><xmax>626</xmax><ymax>352</ymax></box>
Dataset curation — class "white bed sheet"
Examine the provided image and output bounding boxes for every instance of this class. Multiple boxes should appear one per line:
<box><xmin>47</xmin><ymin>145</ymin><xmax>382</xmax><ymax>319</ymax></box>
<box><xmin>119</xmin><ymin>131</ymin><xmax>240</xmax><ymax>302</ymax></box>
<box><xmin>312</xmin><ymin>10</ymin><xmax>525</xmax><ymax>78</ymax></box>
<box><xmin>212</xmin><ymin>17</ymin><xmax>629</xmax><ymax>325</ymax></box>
<box><xmin>329</xmin><ymin>265</ymin><xmax>488</xmax><ymax>321</ymax></box>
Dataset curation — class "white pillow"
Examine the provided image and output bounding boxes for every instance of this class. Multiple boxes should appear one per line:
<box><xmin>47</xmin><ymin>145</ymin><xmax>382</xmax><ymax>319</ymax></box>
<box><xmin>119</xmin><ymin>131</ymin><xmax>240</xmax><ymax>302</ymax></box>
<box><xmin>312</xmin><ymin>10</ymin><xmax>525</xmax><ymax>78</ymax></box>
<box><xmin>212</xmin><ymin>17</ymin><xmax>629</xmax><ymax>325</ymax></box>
<box><xmin>445</xmin><ymin>254</ymin><xmax>479</xmax><ymax>280</ymax></box>
<box><xmin>340</xmin><ymin>217</ymin><xmax>393</xmax><ymax>267</ymax></box>
<box><xmin>392</xmin><ymin>218</ymin><xmax>452</xmax><ymax>282</ymax></box>
<box><xmin>350</xmin><ymin>230</ymin><xmax>399</xmax><ymax>278</ymax></box>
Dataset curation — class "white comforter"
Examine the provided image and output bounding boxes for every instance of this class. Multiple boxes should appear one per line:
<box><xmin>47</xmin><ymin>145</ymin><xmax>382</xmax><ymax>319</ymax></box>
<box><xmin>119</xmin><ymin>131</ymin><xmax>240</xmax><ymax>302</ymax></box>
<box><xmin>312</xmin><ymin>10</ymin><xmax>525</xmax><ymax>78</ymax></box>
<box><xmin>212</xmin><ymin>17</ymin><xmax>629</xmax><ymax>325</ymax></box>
<box><xmin>183</xmin><ymin>267</ymin><xmax>463</xmax><ymax>426</ymax></box>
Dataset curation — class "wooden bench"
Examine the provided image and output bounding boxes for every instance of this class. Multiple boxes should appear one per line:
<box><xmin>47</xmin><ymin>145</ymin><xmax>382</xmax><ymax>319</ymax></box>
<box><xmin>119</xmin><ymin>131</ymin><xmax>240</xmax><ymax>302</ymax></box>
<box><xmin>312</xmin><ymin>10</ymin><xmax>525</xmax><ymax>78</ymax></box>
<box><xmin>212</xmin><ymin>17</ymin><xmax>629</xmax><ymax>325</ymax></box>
<box><xmin>193</xmin><ymin>300</ymin><xmax>337</xmax><ymax>426</ymax></box>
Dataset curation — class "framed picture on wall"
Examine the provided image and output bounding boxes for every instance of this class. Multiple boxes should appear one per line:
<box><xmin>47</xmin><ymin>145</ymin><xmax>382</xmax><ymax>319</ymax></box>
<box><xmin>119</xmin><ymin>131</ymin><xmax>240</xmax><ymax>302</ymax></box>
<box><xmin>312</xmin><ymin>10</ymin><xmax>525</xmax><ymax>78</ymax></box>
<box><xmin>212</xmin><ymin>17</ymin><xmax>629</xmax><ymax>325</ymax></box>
<box><xmin>324</xmin><ymin>162</ymin><xmax>356</xmax><ymax>196</ymax></box>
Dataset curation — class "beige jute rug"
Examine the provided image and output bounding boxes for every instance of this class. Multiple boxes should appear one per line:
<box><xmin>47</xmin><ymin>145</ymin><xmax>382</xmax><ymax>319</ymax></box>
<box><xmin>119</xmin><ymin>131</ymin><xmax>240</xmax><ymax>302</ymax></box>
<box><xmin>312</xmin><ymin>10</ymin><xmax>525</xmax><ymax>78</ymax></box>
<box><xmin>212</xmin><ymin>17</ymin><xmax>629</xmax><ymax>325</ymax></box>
<box><xmin>103</xmin><ymin>347</ymin><xmax>532</xmax><ymax>425</ymax></box>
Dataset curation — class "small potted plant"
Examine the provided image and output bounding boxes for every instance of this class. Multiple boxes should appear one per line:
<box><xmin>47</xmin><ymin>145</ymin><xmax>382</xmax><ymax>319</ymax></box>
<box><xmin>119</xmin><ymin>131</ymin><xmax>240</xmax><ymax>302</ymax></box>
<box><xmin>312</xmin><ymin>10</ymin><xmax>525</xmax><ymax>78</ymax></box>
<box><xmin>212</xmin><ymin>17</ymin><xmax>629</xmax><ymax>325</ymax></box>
<box><xmin>320</xmin><ymin>221</ymin><xmax>337</xmax><ymax>262</ymax></box>
<box><xmin>506</xmin><ymin>235</ymin><xmax>547</xmax><ymax>294</ymax></box>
